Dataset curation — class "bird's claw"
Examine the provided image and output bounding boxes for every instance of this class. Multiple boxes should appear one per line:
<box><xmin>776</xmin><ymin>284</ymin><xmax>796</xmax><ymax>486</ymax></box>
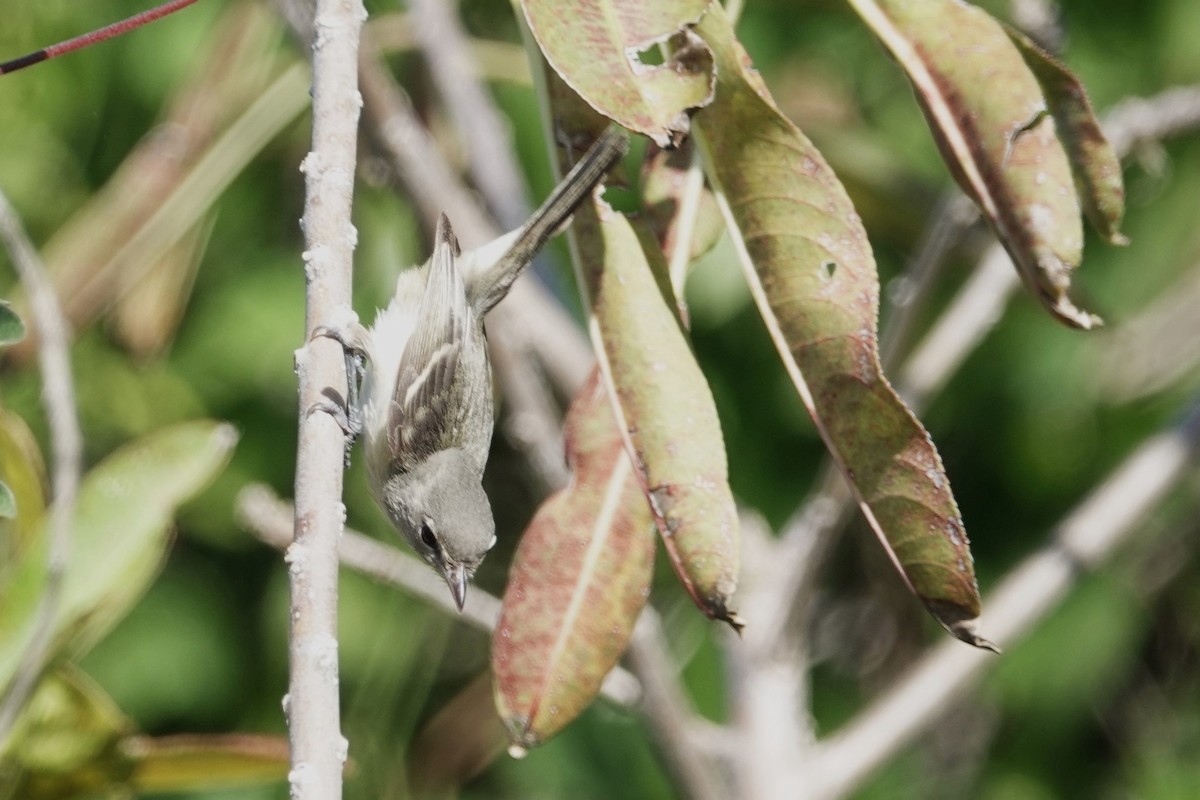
<box><xmin>309</xmin><ymin>320</ymin><xmax>368</xmax><ymax>468</ymax></box>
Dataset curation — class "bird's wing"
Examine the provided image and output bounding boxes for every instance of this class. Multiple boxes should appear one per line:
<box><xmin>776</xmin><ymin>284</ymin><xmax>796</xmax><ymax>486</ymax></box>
<box><xmin>387</xmin><ymin>213</ymin><xmax>471</xmax><ymax>467</ymax></box>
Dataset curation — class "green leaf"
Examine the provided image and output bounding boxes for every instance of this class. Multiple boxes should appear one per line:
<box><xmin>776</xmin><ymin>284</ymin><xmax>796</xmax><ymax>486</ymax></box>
<box><xmin>0</xmin><ymin>301</ymin><xmax>25</xmax><ymax>347</ymax></box>
<box><xmin>847</xmin><ymin>0</ymin><xmax>1096</xmax><ymax>328</ymax></box>
<box><xmin>493</xmin><ymin>372</ymin><xmax>656</xmax><ymax>749</ymax></box>
<box><xmin>691</xmin><ymin>4</ymin><xmax>991</xmax><ymax>648</ymax></box>
<box><xmin>535</xmin><ymin>64</ymin><xmax>742</xmax><ymax>627</ymax></box>
<box><xmin>0</xmin><ymin>482</ymin><xmax>14</xmax><ymax>520</ymax></box>
<box><xmin>521</xmin><ymin>0</ymin><xmax>715</xmax><ymax>147</ymax></box>
<box><xmin>0</xmin><ymin>421</ymin><xmax>239</xmax><ymax>697</ymax></box>
<box><xmin>0</xmin><ymin>410</ymin><xmax>48</xmax><ymax>571</ymax></box>
<box><xmin>0</xmin><ymin>664</ymin><xmax>134</xmax><ymax>795</ymax></box>
<box><xmin>1004</xmin><ymin>24</ymin><xmax>1128</xmax><ymax>247</ymax></box>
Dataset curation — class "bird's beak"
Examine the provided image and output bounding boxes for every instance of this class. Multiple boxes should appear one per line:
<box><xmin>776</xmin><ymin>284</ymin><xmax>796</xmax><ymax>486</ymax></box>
<box><xmin>443</xmin><ymin>562</ymin><xmax>468</xmax><ymax>611</ymax></box>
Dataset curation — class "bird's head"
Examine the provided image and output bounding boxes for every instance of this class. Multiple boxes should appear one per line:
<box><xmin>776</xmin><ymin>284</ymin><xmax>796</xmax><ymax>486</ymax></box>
<box><xmin>380</xmin><ymin>448</ymin><xmax>496</xmax><ymax>609</ymax></box>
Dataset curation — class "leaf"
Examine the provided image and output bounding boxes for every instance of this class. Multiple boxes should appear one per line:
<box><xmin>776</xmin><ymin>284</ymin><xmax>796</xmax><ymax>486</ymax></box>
<box><xmin>0</xmin><ymin>409</ymin><xmax>47</xmax><ymax>569</ymax></box>
<box><xmin>521</xmin><ymin>0</ymin><xmax>715</xmax><ymax>147</ymax></box>
<box><xmin>0</xmin><ymin>300</ymin><xmax>25</xmax><ymax>346</ymax></box>
<box><xmin>641</xmin><ymin>140</ymin><xmax>725</xmax><ymax>279</ymax></box>
<box><xmin>1</xmin><ymin>665</ymin><xmax>288</xmax><ymax>797</ymax></box>
<box><xmin>846</xmin><ymin>0</ymin><xmax>1096</xmax><ymax>328</ymax></box>
<box><xmin>0</xmin><ymin>664</ymin><xmax>134</xmax><ymax>795</ymax></box>
<box><xmin>1004</xmin><ymin>24</ymin><xmax>1128</xmax><ymax>246</ymax></box>
<box><xmin>691</xmin><ymin>4</ymin><xmax>992</xmax><ymax>648</ymax></box>
<box><xmin>0</xmin><ymin>482</ymin><xmax>14</xmax><ymax>520</ymax></box>
<box><xmin>0</xmin><ymin>421</ymin><xmax>239</xmax><ymax>695</ymax></box>
<box><xmin>493</xmin><ymin>372</ymin><xmax>655</xmax><ymax>749</ymax></box>
<box><xmin>538</xmin><ymin>65</ymin><xmax>742</xmax><ymax>627</ymax></box>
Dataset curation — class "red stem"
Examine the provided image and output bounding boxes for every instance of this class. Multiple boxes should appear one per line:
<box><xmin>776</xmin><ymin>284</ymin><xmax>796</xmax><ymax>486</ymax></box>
<box><xmin>0</xmin><ymin>0</ymin><xmax>204</xmax><ymax>75</ymax></box>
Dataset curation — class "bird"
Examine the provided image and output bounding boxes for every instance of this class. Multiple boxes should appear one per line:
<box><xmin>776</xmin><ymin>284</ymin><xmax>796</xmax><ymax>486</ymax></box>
<box><xmin>316</xmin><ymin>128</ymin><xmax>629</xmax><ymax>610</ymax></box>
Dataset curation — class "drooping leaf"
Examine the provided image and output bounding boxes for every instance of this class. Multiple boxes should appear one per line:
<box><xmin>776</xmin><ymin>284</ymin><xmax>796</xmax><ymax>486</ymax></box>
<box><xmin>521</xmin><ymin>0</ymin><xmax>715</xmax><ymax>147</ymax></box>
<box><xmin>691</xmin><ymin>4</ymin><xmax>992</xmax><ymax>648</ymax></box>
<box><xmin>1004</xmin><ymin>24</ymin><xmax>1128</xmax><ymax>246</ymax></box>
<box><xmin>535</xmin><ymin>65</ymin><xmax>741</xmax><ymax>627</ymax></box>
<box><xmin>0</xmin><ymin>300</ymin><xmax>25</xmax><ymax>346</ymax></box>
<box><xmin>0</xmin><ymin>421</ymin><xmax>239</xmax><ymax>695</ymax></box>
<box><xmin>846</xmin><ymin>0</ymin><xmax>1096</xmax><ymax>328</ymax></box>
<box><xmin>493</xmin><ymin>372</ymin><xmax>655</xmax><ymax>750</ymax></box>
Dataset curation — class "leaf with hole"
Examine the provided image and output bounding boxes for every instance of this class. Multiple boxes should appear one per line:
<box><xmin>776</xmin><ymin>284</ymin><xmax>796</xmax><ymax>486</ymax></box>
<box><xmin>521</xmin><ymin>0</ymin><xmax>715</xmax><ymax>147</ymax></box>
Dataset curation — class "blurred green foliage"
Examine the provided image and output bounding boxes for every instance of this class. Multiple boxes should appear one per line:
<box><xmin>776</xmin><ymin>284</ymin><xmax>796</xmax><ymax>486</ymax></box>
<box><xmin>1</xmin><ymin>0</ymin><xmax>1198</xmax><ymax>798</ymax></box>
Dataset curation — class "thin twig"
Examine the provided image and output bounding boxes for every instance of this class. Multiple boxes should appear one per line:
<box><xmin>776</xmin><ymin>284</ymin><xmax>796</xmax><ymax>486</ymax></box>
<box><xmin>0</xmin><ymin>190</ymin><xmax>83</xmax><ymax>737</ymax></box>
<box><xmin>627</xmin><ymin>611</ymin><xmax>729</xmax><ymax>800</ymax></box>
<box><xmin>879</xmin><ymin>193</ymin><xmax>979</xmax><ymax>372</ymax></box>
<box><xmin>237</xmin><ymin>484</ymin><xmax>642</xmax><ymax>708</ymax></box>
<box><xmin>810</xmin><ymin>405</ymin><xmax>1200</xmax><ymax>800</ymax></box>
<box><xmin>408</xmin><ymin>0</ymin><xmax>532</xmax><ymax>231</ymax></box>
<box><xmin>288</xmin><ymin>0</ymin><xmax>365</xmax><ymax>796</ymax></box>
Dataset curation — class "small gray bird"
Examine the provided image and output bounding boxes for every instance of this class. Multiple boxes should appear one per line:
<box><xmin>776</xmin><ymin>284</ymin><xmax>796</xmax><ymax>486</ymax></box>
<box><xmin>320</xmin><ymin>128</ymin><xmax>628</xmax><ymax>609</ymax></box>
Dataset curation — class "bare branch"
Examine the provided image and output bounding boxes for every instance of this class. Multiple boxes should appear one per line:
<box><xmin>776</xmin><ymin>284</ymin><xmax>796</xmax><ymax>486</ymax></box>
<box><xmin>408</xmin><ymin>0</ymin><xmax>532</xmax><ymax>231</ymax></box>
<box><xmin>810</xmin><ymin>408</ymin><xmax>1200</xmax><ymax>800</ymax></box>
<box><xmin>237</xmin><ymin>485</ymin><xmax>642</xmax><ymax>708</ymax></box>
<box><xmin>288</xmin><ymin>0</ymin><xmax>365</xmax><ymax>796</ymax></box>
<box><xmin>0</xmin><ymin>190</ymin><xmax>83</xmax><ymax>737</ymax></box>
<box><xmin>627</xmin><ymin>611</ymin><xmax>730</xmax><ymax>800</ymax></box>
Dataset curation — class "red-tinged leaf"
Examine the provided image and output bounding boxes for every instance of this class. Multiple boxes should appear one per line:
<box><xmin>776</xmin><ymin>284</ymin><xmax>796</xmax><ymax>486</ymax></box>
<box><xmin>847</xmin><ymin>0</ymin><xmax>1096</xmax><ymax>328</ymax></box>
<box><xmin>493</xmin><ymin>373</ymin><xmax>655</xmax><ymax>749</ymax></box>
<box><xmin>521</xmin><ymin>0</ymin><xmax>715</xmax><ymax>147</ymax></box>
<box><xmin>692</xmin><ymin>4</ymin><xmax>992</xmax><ymax>649</ymax></box>
<box><xmin>1004</xmin><ymin>24</ymin><xmax>1128</xmax><ymax>246</ymax></box>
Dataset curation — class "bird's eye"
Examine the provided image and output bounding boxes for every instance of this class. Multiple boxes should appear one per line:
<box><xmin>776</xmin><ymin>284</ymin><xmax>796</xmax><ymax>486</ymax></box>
<box><xmin>420</xmin><ymin>521</ymin><xmax>439</xmax><ymax>552</ymax></box>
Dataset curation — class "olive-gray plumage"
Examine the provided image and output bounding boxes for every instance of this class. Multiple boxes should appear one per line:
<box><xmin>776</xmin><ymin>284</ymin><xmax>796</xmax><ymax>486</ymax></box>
<box><xmin>344</xmin><ymin>128</ymin><xmax>629</xmax><ymax>610</ymax></box>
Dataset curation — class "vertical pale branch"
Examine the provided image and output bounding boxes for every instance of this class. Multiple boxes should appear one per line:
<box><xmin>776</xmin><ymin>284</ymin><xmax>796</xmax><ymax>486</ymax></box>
<box><xmin>288</xmin><ymin>0</ymin><xmax>365</xmax><ymax>797</ymax></box>
<box><xmin>0</xmin><ymin>190</ymin><xmax>83</xmax><ymax>737</ymax></box>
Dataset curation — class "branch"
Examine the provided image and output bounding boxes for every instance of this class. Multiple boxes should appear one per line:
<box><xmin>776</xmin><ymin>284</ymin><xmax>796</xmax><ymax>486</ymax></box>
<box><xmin>627</xmin><ymin>611</ymin><xmax>730</xmax><ymax>800</ymax></box>
<box><xmin>288</xmin><ymin>0</ymin><xmax>365</xmax><ymax>796</ymax></box>
<box><xmin>0</xmin><ymin>190</ymin><xmax>83</xmax><ymax>737</ymax></box>
<box><xmin>237</xmin><ymin>485</ymin><xmax>642</xmax><ymax>708</ymax></box>
<box><xmin>810</xmin><ymin>405</ymin><xmax>1200</xmax><ymax>800</ymax></box>
<box><xmin>407</xmin><ymin>0</ymin><xmax>532</xmax><ymax>231</ymax></box>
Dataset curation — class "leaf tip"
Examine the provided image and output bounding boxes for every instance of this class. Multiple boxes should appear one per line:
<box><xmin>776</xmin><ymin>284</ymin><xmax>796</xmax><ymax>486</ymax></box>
<box><xmin>948</xmin><ymin>620</ymin><xmax>1001</xmax><ymax>653</ymax></box>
